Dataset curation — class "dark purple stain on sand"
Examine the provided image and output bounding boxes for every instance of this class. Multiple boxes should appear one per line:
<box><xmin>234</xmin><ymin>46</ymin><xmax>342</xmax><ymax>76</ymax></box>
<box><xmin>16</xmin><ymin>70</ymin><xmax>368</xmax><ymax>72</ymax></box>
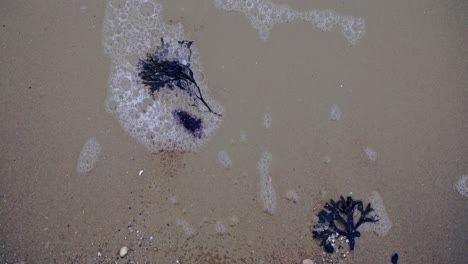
<box><xmin>173</xmin><ymin>109</ymin><xmax>203</xmax><ymax>139</ymax></box>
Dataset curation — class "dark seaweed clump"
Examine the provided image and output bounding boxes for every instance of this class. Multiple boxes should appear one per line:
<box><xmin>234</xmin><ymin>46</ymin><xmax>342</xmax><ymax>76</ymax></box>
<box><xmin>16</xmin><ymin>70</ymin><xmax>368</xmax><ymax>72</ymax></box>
<box><xmin>138</xmin><ymin>38</ymin><xmax>220</xmax><ymax>116</ymax></box>
<box><xmin>312</xmin><ymin>196</ymin><xmax>379</xmax><ymax>254</ymax></box>
<box><xmin>173</xmin><ymin>109</ymin><xmax>203</xmax><ymax>139</ymax></box>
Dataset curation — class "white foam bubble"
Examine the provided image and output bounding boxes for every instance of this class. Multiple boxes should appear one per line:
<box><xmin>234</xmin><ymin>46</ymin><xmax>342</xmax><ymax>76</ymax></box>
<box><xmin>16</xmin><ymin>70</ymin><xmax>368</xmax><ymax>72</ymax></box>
<box><xmin>214</xmin><ymin>221</ymin><xmax>226</xmax><ymax>234</ymax></box>
<box><xmin>454</xmin><ymin>174</ymin><xmax>468</xmax><ymax>197</ymax></box>
<box><xmin>359</xmin><ymin>191</ymin><xmax>392</xmax><ymax>236</ymax></box>
<box><xmin>239</xmin><ymin>130</ymin><xmax>247</xmax><ymax>142</ymax></box>
<box><xmin>257</xmin><ymin>151</ymin><xmax>277</xmax><ymax>215</ymax></box>
<box><xmin>168</xmin><ymin>194</ymin><xmax>178</xmax><ymax>205</ymax></box>
<box><xmin>217</xmin><ymin>150</ymin><xmax>232</xmax><ymax>169</ymax></box>
<box><xmin>176</xmin><ymin>218</ymin><xmax>195</xmax><ymax>237</ymax></box>
<box><xmin>103</xmin><ymin>0</ymin><xmax>223</xmax><ymax>153</ymax></box>
<box><xmin>214</xmin><ymin>0</ymin><xmax>366</xmax><ymax>44</ymax></box>
<box><xmin>330</xmin><ymin>104</ymin><xmax>342</xmax><ymax>121</ymax></box>
<box><xmin>284</xmin><ymin>189</ymin><xmax>300</xmax><ymax>203</ymax></box>
<box><xmin>257</xmin><ymin>150</ymin><xmax>272</xmax><ymax>177</ymax></box>
<box><xmin>77</xmin><ymin>137</ymin><xmax>102</xmax><ymax>174</ymax></box>
<box><xmin>228</xmin><ymin>215</ymin><xmax>240</xmax><ymax>226</ymax></box>
<box><xmin>364</xmin><ymin>147</ymin><xmax>377</xmax><ymax>161</ymax></box>
<box><xmin>262</xmin><ymin>112</ymin><xmax>272</xmax><ymax>129</ymax></box>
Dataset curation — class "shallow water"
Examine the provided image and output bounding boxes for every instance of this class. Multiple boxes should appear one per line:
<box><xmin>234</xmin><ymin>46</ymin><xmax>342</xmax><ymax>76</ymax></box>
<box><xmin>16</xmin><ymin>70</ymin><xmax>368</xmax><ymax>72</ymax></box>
<box><xmin>0</xmin><ymin>0</ymin><xmax>467</xmax><ymax>263</ymax></box>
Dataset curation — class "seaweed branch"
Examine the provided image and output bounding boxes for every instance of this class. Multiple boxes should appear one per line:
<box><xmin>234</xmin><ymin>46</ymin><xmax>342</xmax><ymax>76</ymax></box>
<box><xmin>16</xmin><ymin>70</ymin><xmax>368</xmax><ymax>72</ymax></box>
<box><xmin>138</xmin><ymin>38</ymin><xmax>221</xmax><ymax>116</ymax></box>
<box><xmin>312</xmin><ymin>196</ymin><xmax>379</xmax><ymax>254</ymax></box>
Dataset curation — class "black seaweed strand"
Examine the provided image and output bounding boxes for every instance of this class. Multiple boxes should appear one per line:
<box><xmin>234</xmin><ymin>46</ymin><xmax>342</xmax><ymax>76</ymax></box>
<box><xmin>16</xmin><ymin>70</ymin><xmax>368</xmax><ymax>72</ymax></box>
<box><xmin>138</xmin><ymin>38</ymin><xmax>221</xmax><ymax>116</ymax></box>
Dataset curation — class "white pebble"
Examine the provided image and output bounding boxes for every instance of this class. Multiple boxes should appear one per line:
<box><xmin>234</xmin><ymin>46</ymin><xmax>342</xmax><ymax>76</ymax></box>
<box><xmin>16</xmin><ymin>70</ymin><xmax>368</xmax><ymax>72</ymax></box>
<box><xmin>119</xmin><ymin>246</ymin><xmax>128</xmax><ymax>257</ymax></box>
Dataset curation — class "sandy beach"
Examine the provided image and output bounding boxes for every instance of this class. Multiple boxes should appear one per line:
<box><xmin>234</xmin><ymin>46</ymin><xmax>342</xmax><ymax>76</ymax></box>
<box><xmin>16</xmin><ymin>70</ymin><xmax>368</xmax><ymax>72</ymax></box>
<box><xmin>0</xmin><ymin>0</ymin><xmax>467</xmax><ymax>263</ymax></box>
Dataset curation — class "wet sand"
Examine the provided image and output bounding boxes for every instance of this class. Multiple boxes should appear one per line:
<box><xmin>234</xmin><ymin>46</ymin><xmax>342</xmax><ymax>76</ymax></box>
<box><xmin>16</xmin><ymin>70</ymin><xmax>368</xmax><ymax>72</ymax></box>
<box><xmin>1</xmin><ymin>0</ymin><xmax>467</xmax><ymax>263</ymax></box>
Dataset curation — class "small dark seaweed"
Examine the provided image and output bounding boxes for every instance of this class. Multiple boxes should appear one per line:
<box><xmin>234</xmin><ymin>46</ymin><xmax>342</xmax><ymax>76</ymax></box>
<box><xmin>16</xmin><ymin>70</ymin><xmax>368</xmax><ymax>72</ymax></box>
<box><xmin>173</xmin><ymin>109</ymin><xmax>203</xmax><ymax>138</ymax></box>
<box><xmin>312</xmin><ymin>196</ymin><xmax>379</xmax><ymax>253</ymax></box>
<box><xmin>138</xmin><ymin>38</ymin><xmax>220</xmax><ymax>116</ymax></box>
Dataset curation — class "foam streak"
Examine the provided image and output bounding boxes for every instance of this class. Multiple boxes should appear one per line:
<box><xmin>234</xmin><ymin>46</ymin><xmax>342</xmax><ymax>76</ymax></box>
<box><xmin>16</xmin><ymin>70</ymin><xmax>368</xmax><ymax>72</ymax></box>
<box><xmin>214</xmin><ymin>0</ymin><xmax>366</xmax><ymax>44</ymax></box>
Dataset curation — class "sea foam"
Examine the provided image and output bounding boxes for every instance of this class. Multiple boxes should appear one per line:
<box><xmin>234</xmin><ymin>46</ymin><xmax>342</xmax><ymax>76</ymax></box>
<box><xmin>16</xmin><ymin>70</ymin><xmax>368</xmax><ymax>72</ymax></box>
<box><xmin>217</xmin><ymin>150</ymin><xmax>232</xmax><ymax>169</ymax></box>
<box><xmin>214</xmin><ymin>0</ymin><xmax>366</xmax><ymax>44</ymax></box>
<box><xmin>103</xmin><ymin>0</ymin><xmax>223</xmax><ymax>152</ymax></box>
<box><xmin>257</xmin><ymin>151</ymin><xmax>277</xmax><ymax>215</ymax></box>
<box><xmin>364</xmin><ymin>147</ymin><xmax>377</xmax><ymax>161</ymax></box>
<box><xmin>77</xmin><ymin>137</ymin><xmax>102</xmax><ymax>174</ymax></box>
<box><xmin>330</xmin><ymin>104</ymin><xmax>342</xmax><ymax>121</ymax></box>
<box><xmin>176</xmin><ymin>217</ymin><xmax>195</xmax><ymax>237</ymax></box>
<box><xmin>454</xmin><ymin>175</ymin><xmax>468</xmax><ymax>197</ymax></box>
<box><xmin>359</xmin><ymin>191</ymin><xmax>392</xmax><ymax>236</ymax></box>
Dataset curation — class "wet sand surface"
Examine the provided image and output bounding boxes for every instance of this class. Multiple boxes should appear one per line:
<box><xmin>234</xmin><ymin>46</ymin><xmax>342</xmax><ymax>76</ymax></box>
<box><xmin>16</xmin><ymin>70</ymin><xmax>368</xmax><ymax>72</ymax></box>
<box><xmin>1</xmin><ymin>0</ymin><xmax>467</xmax><ymax>263</ymax></box>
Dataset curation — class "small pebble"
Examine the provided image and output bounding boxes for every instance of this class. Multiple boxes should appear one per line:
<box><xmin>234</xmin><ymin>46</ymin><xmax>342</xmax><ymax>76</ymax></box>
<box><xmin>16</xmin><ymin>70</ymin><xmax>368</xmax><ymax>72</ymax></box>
<box><xmin>119</xmin><ymin>246</ymin><xmax>128</xmax><ymax>257</ymax></box>
<box><xmin>302</xmin><ymin>259</ymin><xmax>314</xmax><ymax>264</ymax></box>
